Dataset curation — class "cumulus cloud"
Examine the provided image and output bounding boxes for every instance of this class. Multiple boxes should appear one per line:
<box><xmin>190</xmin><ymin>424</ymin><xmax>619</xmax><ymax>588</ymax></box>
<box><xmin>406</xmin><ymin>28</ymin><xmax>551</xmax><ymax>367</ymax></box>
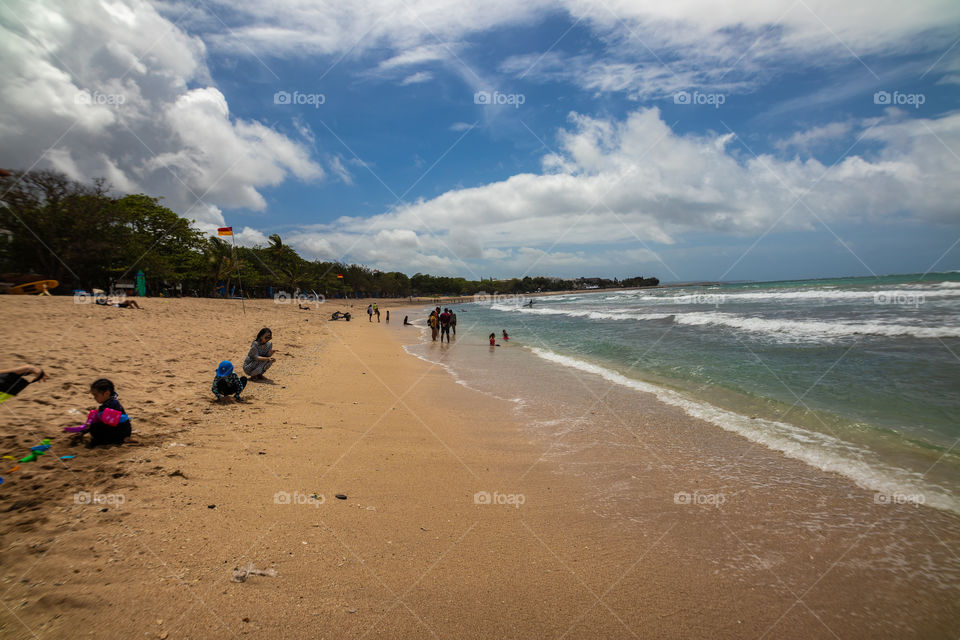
<box><xmin>284</xmin><ymin>107</ymin><xmax>960</xmax><ymax>275</ymax></box>
<box><xmin>0</xmin><ymin>0</ymin><xmax>323</xmax><ymax>229</ymax></box>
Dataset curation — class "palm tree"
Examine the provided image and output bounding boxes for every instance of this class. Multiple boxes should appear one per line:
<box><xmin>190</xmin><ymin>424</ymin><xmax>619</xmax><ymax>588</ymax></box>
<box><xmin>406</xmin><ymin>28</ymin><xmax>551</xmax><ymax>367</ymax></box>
<box><xmin>206</xmin><ymin>237</ymin><xmax>240</xmax><ymax>296</ymax></box>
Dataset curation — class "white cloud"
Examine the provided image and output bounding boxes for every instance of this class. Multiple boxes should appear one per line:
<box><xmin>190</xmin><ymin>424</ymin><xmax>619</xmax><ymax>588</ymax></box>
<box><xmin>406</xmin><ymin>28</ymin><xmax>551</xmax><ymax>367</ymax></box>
<box><xmin>0</xmin><ymin>0</ymin><xmax>323</xmax><ymax>228</ymax></box>
<box><xmin>283</xmin><ymin>107</ymin><xmax>960</xmax><ymax>275</ymax></box>
<box><xmin>187</xmin><ymin>0</ymin><xmax>960</xmax><ymax>100</ymax></box>
<box><xmin>400</xmin><ymin>71</ymin><xmax>433</xmax><ymax>85</ymax></box>
<box><xmin>775</xmin><ymin>121</ymin><xmax>856</xmax><ymax>152</ymax></box>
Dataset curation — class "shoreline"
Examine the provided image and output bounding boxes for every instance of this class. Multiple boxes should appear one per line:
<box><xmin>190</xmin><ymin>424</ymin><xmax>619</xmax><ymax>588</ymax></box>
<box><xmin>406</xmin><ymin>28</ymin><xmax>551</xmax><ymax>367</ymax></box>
<box><xmin>1</xmin><ymin>296</ymin><xmax>958</xmax><ymax>638</ymax></box>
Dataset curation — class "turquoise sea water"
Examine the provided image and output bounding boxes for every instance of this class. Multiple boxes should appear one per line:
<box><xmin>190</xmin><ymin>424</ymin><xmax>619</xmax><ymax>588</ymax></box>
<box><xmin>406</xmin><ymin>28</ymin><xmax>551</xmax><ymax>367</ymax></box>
<box><xmin>405</xmin><ymin>272</ymin><xmax>960</xmax><ymax>514</ymax></box>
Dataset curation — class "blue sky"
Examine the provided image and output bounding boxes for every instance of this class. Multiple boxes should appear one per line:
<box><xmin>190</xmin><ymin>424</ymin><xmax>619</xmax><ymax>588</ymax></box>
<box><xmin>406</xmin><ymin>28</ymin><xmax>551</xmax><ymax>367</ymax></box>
<box><xmin>2</xmin><ymin>1</ymin><xmax>959</xmax><ymax>281</ymax></box>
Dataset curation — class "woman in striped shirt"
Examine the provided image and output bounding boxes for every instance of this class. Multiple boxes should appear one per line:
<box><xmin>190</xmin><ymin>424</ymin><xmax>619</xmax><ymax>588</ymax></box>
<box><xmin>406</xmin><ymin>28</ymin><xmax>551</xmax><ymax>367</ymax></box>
<box><xmin>243</xmin><ymin>328</ymin><xmax>277</xmax><ymax>380</ymax></box>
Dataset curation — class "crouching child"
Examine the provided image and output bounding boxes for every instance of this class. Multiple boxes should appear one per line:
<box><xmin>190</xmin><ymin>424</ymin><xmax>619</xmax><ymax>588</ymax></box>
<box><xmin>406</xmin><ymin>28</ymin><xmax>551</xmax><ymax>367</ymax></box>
<box><xmin>212</xmin><ymin>360</ymin><xmax>247</xmax><ymax>401</ymax></box>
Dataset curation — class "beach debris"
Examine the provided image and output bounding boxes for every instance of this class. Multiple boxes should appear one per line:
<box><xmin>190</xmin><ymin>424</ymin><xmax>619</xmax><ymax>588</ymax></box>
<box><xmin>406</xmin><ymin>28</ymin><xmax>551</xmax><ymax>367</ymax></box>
<box><xmin>348</xmin><ymin>608</ymin><xmax>357</xmax><ymax>614</ymax></box>
<box><xmin>231</xmin><ymin>563</ymin><xmax>277</xmax><ymax>582</ymax></box>
<box><xmin>168</xmin><ymin>470</ymin><xmax>187</xmax><ymax>479</ymax></box>
<box><xmin>207</xmin><ymin>504</ymin><xmax>216</xmax><ymax>509</ymax></box>
<box><xmin>335</xmin><ymin>494</ymin><xmax>347</xmax><ymax>500</ymax></box>
<box><xmin>60</xmin><ymin>455</ymin><xmax>76</xmax><ymax>460</ymax></box>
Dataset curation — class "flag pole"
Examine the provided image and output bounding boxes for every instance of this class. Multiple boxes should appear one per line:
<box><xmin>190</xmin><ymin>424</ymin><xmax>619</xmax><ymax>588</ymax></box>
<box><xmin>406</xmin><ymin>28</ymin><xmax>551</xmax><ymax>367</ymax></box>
<box><xmin>221</xmin><ymin>226</ymin><xmax>246</xmax><ymax>317</ymax></box>
<box><xmin>232</xmin><ymin>232</ymin><xmax>246</xmax><ymax>317</ymax></box>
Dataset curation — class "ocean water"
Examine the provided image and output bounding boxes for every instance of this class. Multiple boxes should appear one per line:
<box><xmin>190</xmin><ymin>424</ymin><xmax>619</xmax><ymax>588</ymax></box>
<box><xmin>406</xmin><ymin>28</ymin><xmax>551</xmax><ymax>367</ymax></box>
<box><xmin>403</xmin><ymin>272</ymin><xmax>960</xmax><ymax>514</ymax></box>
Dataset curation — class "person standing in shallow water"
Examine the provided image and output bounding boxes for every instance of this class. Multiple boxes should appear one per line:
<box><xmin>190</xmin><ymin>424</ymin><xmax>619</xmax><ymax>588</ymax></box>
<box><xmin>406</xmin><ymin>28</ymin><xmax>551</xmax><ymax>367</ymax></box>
<box><xmin>367</xmin><ymin>305</ymin><xmax>373</xmax><ymax>322</ymax></box>
<box><xmin>428</xmin><ymin>309</ymin><xmax>438</xmax><ymax>341</ymax></box>
<box><xmin>439</xmin><ymin>308</ymin><xmax>452</xmax><ymax>343</ymax></box>
<box><xmin>244</xmin><ymin>328</ymin><xmax>277</xmax><ymax>380</ymax></box>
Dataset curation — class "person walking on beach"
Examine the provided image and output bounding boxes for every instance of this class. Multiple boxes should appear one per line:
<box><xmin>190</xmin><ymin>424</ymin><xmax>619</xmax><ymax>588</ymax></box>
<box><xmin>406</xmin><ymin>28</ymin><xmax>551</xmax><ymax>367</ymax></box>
<box><xmin>367</xmin><ymin>305</ymin><xmax>373</xmax><ymax>322</ymax></box>
<box><xmin>244</xmin><ymin>328</ymin><xmax>277</xmax><ymax>380</ymax></box>
<box><xmin>386</xmin><ymin>310</ymin><xmax>390</xmax><ymax>323</ymax></box>
<box><xmin>374</xmin><ymin>303</ymin><xmax>380</xmax><ymax>323</ymax></box>
<box><xmin>439</xmin><ymin>308</ymin><xmax>452</xmax><ymax>343</ymax></box>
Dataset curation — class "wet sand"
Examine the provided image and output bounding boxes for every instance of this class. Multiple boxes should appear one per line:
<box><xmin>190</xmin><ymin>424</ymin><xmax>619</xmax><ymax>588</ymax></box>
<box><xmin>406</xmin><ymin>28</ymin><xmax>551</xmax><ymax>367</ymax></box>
<box><xmin>0</xmin><ymin>296</ymin><xmax>958</xmax><ymax>639</ymax></box>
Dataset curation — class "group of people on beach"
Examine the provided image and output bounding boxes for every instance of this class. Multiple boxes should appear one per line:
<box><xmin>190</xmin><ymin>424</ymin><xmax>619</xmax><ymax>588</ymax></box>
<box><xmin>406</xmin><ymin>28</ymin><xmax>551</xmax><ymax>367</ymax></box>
<box><xmin>212</xmin><ymin>327</ymin><xmax>277</xmax><ymax>402</ymax></box>
<box><xmin>427</xmin><ymin>307</ymin><xmax>457</xmax><ymax>343</ymax></box>
<box><xmin>4</xmin><ymin>298</ymin><xmax>509</xmax><ymax>455</ymax></box>
<box><xmin>366</xmin><ymin>303</ymin><xmax>389</xmax><ymax>323</ymax></box>
<box><xmin>1</xmin><ymin>365</ymin><xmax>132</xmax><ymax>447</ymax></box>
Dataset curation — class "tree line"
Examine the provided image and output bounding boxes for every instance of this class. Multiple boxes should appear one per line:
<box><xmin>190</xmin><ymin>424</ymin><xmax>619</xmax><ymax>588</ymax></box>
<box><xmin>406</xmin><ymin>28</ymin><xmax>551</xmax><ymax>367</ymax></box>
<box><xmin>0</xmin><ymin>170</ymin><xmax>658</xmax><ymax>297</ymax></box>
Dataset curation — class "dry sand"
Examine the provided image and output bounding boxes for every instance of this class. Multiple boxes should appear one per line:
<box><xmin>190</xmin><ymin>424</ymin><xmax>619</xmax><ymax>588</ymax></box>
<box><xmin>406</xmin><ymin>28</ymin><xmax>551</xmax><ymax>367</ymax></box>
<box><xmin>1</xmin><ymin>296</ymin><xmax>958</xmax><ymax>639</ymax></box>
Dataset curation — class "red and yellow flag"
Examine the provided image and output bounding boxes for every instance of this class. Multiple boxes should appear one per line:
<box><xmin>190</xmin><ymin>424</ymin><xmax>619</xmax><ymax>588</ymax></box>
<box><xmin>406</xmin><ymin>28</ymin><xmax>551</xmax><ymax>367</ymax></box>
<box><xmin>217</xmin><ymin>226</ymin><xmax>233</xmax><ymax>236</ymax></box>
<box><xmin>336</xmin><ymin>274</ymin><xmax>344</xmax><ymax>279</ymax></box>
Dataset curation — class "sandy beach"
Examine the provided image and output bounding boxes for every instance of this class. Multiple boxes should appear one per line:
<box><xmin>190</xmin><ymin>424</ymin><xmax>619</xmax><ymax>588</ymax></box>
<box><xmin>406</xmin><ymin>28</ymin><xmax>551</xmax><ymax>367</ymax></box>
<box><xmin>1</xmin><ymin>296</ymin><xmax>958</xmax><ymax>639</ymax></box>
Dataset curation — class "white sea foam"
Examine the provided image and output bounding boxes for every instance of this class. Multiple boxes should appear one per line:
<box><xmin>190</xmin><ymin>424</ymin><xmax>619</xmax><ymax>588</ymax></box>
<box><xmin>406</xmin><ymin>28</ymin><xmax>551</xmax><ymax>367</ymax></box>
<box><xmin>641</xmin><ymin>287</ymin><xmax>960</xmax><ymax>304</ymax></box>
<box><xmin>492</xmin><ymin>303</ymin><xmax>960</xmax><ymax>340</ymax></box>
<box><xmin>672</xmin><ymin>312</ymin><xmax>960</xmax><ymax>340</ymax></box>
<box><xmin>529</xmin><ymin>347</ymin><xmax>960</xmax><ymax>515</ymax></box>
<box><xmin>491</xmin><ymin>304</ymin><xmax>672</xmax><ymax>322</ymax></box>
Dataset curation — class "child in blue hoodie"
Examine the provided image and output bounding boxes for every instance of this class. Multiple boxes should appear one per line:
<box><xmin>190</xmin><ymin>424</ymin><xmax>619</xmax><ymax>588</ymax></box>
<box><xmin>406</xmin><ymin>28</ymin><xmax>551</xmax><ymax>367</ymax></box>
<box><xmin>212</xmin><ymin>361</ymin><xmax>247</xmax><ymax>401</ymax></box>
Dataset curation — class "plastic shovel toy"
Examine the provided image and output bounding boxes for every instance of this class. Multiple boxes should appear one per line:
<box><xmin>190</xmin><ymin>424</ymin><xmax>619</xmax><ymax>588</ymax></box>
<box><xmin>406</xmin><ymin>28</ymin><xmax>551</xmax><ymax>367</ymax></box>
<box><xmin>65</xmin><ymin>409</ymin><xmax>99</xmax><ymax>433</ymax></box>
